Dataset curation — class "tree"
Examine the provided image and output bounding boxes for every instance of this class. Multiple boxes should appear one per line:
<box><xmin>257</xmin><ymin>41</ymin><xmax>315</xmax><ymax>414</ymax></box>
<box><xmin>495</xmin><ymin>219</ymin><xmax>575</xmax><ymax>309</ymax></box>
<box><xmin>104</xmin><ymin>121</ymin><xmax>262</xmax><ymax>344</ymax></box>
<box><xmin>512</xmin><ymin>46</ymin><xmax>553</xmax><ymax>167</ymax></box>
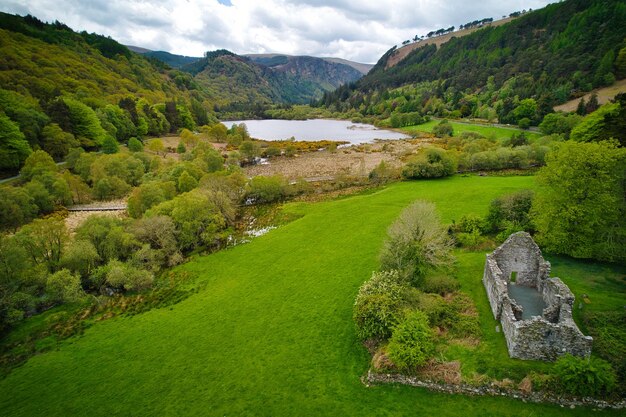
<box><xmin>239</xmin><ymin>140</ymin><xmax>260</xmax><ymax>163</ymax></box>
<box><xmin>60</xmin><ymin>240</ymin><xmax>100</xmax><ymax>278</ymax></box>
<box><xmin>147</xmin><ymin>139</ymin><xmax>165</xmax><ymax>156</ymax></box>
<box><xmin>0</xmin><ymin>186</ymin><xmax>38</xmax><ymax>231</ymax></box>
<box><xmin>62</xmin><ymin>97</ymin><xmax>107</xmax><ymax>147</ymax></box>
<box><xmin>104</xmin><ymin>260</ymin><xmax>153</xmax><ymax>292</ymax></box>
<box><xmin>46</xmin><ymin>269</ymin><xmax>85</xmax><ymax>303</ymax></box>
<box><xmin>15</xmin><ymin>217</ymin><xmax>69</xmax><ymax>272</ymax></box>
<box><xmin>127</xmin><ymin>182</ymin><xmax>167</xmax><ymax>218</ymax></box>
<box><xmin>353</xmin><ymin>270</ymin><xmax>404</xmax><ymax>340</ymax></box>
<box><xmin>379</xmin><ymin>200</ymin><xmax>454</xmax><ymax>286</ymax></box>
<box><xmin>75</xmin><ymin>216</ymin><xmax>139</xmax><ymax>262</ymax></box>
<box><xmin>539</xmin><ymin>112</ymin><xmax>582</xmax><ymax>138</ymax></box>
<box><xmin>177</xmin><ymin>170</ymin><xmax>198</xmax><ymax>192</ymax></box>
<box><xmin>101</xmin><ymin>136</ymin><xmax>120</xmax><ymax>154</ymax></box>
<box><xmin>386</xmin><ymin>310</ymin><xmax>435</xmax><ymax>370</ymax></box>
<box><xmin>570</xmin><ymin>101</ymin><xmax>625</xmax><ymax>146</ymax></box>
<box><xmin>531</xmin><ymin>141</ymin><xmax>626</xmax><ymax>262</ymax></box>
<box><xmin>19</xmin><ymin>150</ymin><xmax>57</xmax><ymax>181</ymax></box>
<box><xmin>127</xmin><ymin>137</ymin><xmax>143</xmax><ymax>152</ymax></box>
<box><xmin>0</xmin><ymin>113</ymin><xmax>32</xmax><ymax>172</ymax></box>
<box><xmin>41</xmin><ymin>123</ymin><xmax>78</xmax><ymax>161</ymax></box>
<box><xmin>245</xmin><ymin>175</ymin><xmax>287</xmax><ymax>204</ymax></box>
<box><xmin>616</xmin><ymin>45</ymin><xmax>626</xmax><ymax>79</ymax></box>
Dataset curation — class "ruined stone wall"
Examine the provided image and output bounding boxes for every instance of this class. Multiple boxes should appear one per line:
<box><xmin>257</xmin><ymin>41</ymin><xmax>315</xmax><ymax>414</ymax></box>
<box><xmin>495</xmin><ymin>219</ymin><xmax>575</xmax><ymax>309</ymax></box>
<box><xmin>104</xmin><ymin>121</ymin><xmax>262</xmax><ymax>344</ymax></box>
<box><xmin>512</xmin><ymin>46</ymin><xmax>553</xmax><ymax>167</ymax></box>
<box><xmin>491</xmin><ymin>233</ymin><xmax>550</xmax><ymax>287</ymax></box>
<box><xmin>483</xmin><ymin>232</ymin><xmax>592</xmax><ymax>361</ymax></box>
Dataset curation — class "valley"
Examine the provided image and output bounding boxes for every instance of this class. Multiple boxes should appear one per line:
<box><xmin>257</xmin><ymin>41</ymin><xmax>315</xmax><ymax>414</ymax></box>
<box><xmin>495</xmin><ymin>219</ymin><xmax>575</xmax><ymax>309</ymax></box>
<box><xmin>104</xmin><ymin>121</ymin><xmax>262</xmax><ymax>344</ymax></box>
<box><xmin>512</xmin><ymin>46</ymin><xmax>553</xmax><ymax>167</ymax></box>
<box><xmin>0</xmin><ymin>1</ymin><xmax>625</xmax><ymax>415</ymax></box>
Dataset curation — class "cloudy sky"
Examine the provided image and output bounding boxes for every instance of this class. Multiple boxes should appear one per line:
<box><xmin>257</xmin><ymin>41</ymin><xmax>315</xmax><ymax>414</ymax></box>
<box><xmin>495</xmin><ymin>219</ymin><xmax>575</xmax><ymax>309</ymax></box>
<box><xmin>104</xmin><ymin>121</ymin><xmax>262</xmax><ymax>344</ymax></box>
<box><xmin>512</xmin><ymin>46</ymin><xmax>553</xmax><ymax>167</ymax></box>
<box><xmin>0</xmin><ymin>0</ymin><xmax>553</xmax><ymax>63</ymax></box>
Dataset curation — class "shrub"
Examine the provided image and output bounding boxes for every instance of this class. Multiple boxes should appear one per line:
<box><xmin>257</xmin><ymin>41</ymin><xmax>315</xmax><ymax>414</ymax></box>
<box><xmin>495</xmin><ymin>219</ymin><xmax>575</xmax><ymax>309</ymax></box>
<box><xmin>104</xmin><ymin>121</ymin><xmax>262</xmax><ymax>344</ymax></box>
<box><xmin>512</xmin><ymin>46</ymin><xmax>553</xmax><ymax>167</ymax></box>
<box><xmin>379</xmin><ymin>200</ymin><xmax>454</xmax><ymax>286</ymax></box>
<box><xmin>46</xmin><ymin>269</ymin><xmax>85</xmax><ymax>303</ymax></box>
<box><xmin>421</xmin><ymin>275</ymin><xmax>460</xmax><ymax>295</ymax></box>
<box><xmin>246</xmin><ymin>175</ymin><xmax>288</xmax><ymax>204</ymax></box>
<box><xmin>353</xmin><ymin>270</ymin><xmax>404</xmax><ymax>340</ymax></box>
<box><xmin>484</xmin><ymin>190</ymin><xmax>534</xmax><ymax>234</ymax></box>
<box><xmin>432</xmin><ymin>119</ymin><xmax>453</xmax><ymax>137</ymax></box>
<box><xmin>127</xmin><ymin>137</ymin><xmax>143</xmax><ymax>152</ymax></box>
<box><xmin>105</xmin><ymin>260</ymin><xmax>154</xmax><ymax>292</ymax></box>
<box><xmin>386</xmin><ymin>310</ymin><xmax>435</xmax><ymax>371</ymax></box>
<box><xmin>554</xmin><ymin>355</ymin><xmax>616</xmax><ymax>397</ymax></box>
<box><xmin>402</xmin><ymin>148</ymin><xmax>456</xmax><ymax>179</ymax></box>
<box><xmin>369</xmin><ymin>160</ymin><xmax>399</xmax><ymax>184</ymax></box>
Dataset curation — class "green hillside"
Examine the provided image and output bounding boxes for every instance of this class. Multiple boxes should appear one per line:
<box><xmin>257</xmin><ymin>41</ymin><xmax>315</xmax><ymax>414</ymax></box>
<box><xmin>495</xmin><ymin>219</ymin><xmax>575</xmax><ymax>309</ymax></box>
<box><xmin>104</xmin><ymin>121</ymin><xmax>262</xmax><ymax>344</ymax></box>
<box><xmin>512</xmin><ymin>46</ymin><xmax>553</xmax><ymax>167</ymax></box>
<box><xmin>320</xmin><ymin>0</ymin><xmax>626</xmax><ymax>125</ymax></box>
<box><xmin>4</xmin><ymin>176</ymin><xmax>621</xmax><ymax>416</ymax></box>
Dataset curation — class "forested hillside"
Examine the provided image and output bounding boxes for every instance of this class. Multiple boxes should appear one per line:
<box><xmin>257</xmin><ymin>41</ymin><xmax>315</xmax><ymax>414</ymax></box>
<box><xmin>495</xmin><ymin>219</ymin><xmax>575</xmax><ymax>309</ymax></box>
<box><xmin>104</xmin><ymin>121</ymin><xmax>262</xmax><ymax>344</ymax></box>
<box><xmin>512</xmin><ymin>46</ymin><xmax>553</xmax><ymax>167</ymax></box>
<box><xmin>319</xmin><ymin>0</ymin><xmax>626</xmax><ymax>126</ymax></box>
<box><xmin>0</xmin><ymin>13</ymin><xmax>218</xmax><ymax>173</ymax></box>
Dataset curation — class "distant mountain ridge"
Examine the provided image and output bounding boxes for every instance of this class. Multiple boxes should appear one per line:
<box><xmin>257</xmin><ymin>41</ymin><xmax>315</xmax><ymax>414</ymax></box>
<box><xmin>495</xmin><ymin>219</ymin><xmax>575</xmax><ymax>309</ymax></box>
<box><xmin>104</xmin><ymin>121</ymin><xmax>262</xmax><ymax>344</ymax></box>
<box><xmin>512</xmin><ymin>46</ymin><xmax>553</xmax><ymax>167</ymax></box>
<box><xmin>125</xmin><ymin>46</ymin><xmax>371</xmax><ymax>105</ymax></box>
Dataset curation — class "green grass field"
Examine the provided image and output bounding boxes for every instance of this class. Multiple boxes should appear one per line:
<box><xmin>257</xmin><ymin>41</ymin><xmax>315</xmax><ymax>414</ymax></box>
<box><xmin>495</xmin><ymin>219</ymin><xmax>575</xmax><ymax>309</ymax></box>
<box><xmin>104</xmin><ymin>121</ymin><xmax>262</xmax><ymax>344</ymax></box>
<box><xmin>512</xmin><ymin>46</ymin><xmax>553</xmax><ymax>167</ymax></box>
<box><xmin>401</xmin><ymin>119</ymin><xmax>542</xmax><ymax>141</ymax></box>
<box><xmin>0</xmin><ymin>176</ymin><xmax>623</xmax><ymax>416</ymax></box>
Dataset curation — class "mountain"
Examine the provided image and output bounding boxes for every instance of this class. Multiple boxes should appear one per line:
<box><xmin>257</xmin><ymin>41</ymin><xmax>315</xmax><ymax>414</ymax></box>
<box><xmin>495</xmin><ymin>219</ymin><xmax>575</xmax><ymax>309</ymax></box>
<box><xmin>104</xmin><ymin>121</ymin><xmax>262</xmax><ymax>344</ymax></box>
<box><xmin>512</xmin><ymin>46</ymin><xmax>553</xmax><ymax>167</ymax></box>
<box><xmin>181</xmin><ymin>50</ymin><xmax>368</xmax><ymax>107</ymax></box>
<box><xmin>127</xmin><ymin>47</ymin><xmax>202</xmax><ymax>69</ymax></box>
<box><xmin>319</xmin><ymin>0</ymin><xmax>626</xmax><ymax>126</ymax></box>
<box><xmin>245</xmin><ymin>54</ymin><xmax>372</xmax><ymax>75</ymax></box>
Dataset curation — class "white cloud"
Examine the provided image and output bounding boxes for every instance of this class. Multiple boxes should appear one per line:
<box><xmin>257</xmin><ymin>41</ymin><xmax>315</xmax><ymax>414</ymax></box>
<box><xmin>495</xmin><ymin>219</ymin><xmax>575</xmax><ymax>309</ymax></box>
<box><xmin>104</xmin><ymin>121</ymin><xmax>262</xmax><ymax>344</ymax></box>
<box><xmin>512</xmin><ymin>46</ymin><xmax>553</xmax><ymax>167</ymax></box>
<box><xmin>0</xmin><ymin>0</ymin><xmax>554</xmax><ymax>63</ymax></box>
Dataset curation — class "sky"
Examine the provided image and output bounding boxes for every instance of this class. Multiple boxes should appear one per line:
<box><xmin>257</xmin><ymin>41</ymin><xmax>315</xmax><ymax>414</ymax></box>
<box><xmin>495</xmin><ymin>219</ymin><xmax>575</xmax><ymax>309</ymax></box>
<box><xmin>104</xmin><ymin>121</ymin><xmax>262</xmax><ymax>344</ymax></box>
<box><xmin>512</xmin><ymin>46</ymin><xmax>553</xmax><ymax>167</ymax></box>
<box><xmin>0</xmin><ymin>0</ymin><xmax>554</xmax><ymax>64</ymax></box>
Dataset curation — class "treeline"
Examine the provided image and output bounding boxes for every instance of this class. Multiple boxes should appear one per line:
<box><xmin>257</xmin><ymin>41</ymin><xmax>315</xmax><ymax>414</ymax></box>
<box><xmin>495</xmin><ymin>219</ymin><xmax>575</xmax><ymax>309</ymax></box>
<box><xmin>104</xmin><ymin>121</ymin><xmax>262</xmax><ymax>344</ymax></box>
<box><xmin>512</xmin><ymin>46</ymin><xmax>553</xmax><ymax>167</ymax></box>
<box><xmin>319</xmin><ymin>0</ymin><xmax>626</xmax><ymax>125</ymax></box>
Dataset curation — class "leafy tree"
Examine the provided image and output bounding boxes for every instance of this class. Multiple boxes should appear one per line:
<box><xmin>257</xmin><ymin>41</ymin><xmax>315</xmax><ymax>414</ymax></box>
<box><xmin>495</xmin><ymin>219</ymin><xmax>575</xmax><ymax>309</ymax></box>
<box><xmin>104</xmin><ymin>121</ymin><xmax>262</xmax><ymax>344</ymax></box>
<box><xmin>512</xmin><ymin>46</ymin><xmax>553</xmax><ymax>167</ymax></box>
<box><xmin>0</xmin><ymin>113</ymin><xmax>32</xmax><ymax>172</ymax></box>
<box><xmin>129</xmin><ymin>216</ymin><xmax>182</xmax><ymax>268</ymax></box>
<box><xmin>386</xmin><ymin>310</ymin><xmax>435</xmax><ymax>371</ymax></box>
<box><xmin>15</xmin><ymin>217</ymin><xmax>69</xmax><ymax>272</ymax></box>
<box><xmin>177</xmin><ymin>170</ymin><xmax>198</xmax><ymax>193</ymax></box>
<box><xmin>0</xmin><ymin>88</ymin><xmax>49</xmax><ymax>147</ymax></box>
<box><xmin>570</xmin><ymin>98</ymin><xmax>626</xmax><ymax>146</ymax></box>
<box><xmin>531</xmin><ymin>141</ymin><xmax>626</xmax><ymax>262</ymax></box>
<box><xmin>75</xmin><ymin>216</ymin><xmax>139</xmax><ymax>262</ymax></box>
<box><xmin>539</xmin><ymin>112</ymin><xmax>582</xmax><ymax>138</ymax></box>
<box><xmin>239</xmin><ymin>140</ymin><xmax>260</xmax><ymax>163</ymax></box>
<box><xmin>60</xmin><ymin>240</ymin><xmax>100</xmax><ymax>278</ymax></box>
<box><xmin>127</xmin><ymin>137</ymin><xmax>143</xmax><ymax>152</ymax></box>
<box><xmin>41</xmin><ymin>123</ymin><xmax>78</xmax><ymax>160</ymax></box>
<box><xmin>0</xmin><ymin>186</ymin><xmax>38</xmax><ymax>231</ymax></box>
<box><xmin>19</xmin><ymin>150</ymin><xmax>56</xmax><ymax>181</ymax></box>
<box><xmin>62</xmin><ymin>97</ymin><xmax>107</xmax><ymax>147</ymax></box>
<box><xmin>147</xmin><ymin>139</ymin><xmax>165</xmax><ymax>156</ymax></box>
<box><xmin>147</xmin><ymin>190</ymin><xmax>227</xmax><ymax>251</ymax></box>
<box><xmin>484</xmin><ymin>190</ymin><xmax>534</xmax><ymax>235</ymax></box>
<box><xmin>92</xmin><ymin>176</ymin><xmax>131</xmax><ymax>200</ymax></box>
<box><xmin>104</xmin><ymin>260</ymin><xmax>153</xmax><ymax>292</ymax></box>
<box><xmin>101</xmin><ymin>136</ymin><xmax>120</xmax><ymax>154</ymax></box>
<box><xmin>127</xmin><ymin>182</ymin><xmax>167</xmax><ymax>218</ymax></box>
<box><xmin>379</xmin><ymin>200</ymin><xmax>454</xmax><ymax>286</ymax></box>
<box><xmin>46</xmin><ymin>269</ymin><xmax>85</xmax><ymax>303</ymax></box>
<box><xmin>616</xmin><ymin>45</ymin><xmax>626</xmax><ymax>79</ymax></box>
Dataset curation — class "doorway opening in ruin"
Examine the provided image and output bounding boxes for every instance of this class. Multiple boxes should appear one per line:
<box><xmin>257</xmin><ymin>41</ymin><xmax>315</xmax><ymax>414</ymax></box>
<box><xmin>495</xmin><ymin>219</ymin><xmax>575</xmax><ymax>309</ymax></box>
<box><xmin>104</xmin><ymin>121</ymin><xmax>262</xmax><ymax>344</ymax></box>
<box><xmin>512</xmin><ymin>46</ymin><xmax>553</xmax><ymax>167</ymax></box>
<box><xmin>510</xmin><ymin>271</ymin><xmax>518</xmax><ymax>283</ymax></box>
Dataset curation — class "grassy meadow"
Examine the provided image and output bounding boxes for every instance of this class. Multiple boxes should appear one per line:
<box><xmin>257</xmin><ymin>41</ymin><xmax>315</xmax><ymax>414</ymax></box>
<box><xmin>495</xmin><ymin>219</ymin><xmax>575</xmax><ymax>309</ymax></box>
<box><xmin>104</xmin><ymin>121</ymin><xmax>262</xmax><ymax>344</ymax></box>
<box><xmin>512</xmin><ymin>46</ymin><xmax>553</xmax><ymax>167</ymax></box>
<box><xmin>401</xmin><ymin>119</ymin><xmax>542</xmax><ymax>141</ymax></box>
<box><xmin>1</xmin><ymin>176</ymin><xmax>623</xmax><ymax>416</ymax></box>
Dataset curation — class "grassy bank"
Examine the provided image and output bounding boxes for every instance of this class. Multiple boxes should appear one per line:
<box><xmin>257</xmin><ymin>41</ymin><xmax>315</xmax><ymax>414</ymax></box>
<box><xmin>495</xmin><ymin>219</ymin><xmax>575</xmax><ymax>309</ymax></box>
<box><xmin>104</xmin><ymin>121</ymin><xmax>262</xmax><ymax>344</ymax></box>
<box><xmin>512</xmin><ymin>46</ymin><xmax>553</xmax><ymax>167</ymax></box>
<box><xmin>0</xmin><ymin>176</ymin><xmax>622</xmax><ymax>416</ymax></box>
<box><xmin>401</xmin><ymin>120</ymin><xmax>542</xmax><ymax>141</ymax></box>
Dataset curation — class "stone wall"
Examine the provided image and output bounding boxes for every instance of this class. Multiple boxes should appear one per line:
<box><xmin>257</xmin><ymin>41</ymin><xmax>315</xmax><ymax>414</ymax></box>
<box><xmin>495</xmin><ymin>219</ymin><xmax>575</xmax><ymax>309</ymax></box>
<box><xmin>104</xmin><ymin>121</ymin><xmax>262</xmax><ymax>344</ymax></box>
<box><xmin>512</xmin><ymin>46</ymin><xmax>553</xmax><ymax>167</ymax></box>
<box><xmin>483</xmin><ymin>232</ymin><xmax>592</xmax><ymax>361</ymax></box>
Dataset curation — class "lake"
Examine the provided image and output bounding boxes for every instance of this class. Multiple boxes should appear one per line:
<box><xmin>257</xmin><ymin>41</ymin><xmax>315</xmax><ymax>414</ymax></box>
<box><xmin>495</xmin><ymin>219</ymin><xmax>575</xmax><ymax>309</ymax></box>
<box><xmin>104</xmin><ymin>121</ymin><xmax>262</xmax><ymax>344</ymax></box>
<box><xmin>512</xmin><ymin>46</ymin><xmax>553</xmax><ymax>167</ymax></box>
<box><xmin>222</xmin><ymin>119</ymin><xmax>410</xmax><ymax>144</ymax></box>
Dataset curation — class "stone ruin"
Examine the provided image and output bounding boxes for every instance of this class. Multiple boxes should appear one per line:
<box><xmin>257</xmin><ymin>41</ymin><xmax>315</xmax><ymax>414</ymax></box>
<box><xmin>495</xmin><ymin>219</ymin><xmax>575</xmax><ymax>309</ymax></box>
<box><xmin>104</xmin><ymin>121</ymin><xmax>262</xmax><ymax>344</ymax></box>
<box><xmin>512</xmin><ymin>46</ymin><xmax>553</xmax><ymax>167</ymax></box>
<box><xmin>482</xmin><ymin>232</ymin><xmax>592</xmax><ymax>361</ymax></box>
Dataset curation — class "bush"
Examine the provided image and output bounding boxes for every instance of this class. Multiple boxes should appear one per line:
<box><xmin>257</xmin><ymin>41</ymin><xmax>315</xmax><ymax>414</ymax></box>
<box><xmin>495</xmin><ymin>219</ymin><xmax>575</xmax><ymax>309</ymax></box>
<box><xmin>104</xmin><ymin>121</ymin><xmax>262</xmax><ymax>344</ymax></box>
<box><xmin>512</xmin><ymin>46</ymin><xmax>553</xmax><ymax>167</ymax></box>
<box><xmin>105</xmin><ymin>260</ymin><xmax>154</xmax><ymax>292</ymax></box>
<box><xmin>245</xmin><ymin>175</ymin><xmax>287</xmax><ymax>204</ymax></box>
<box><xmin>432</xmin><ymin>119</ymin><xmax>453</xmax><ymax>137</ymax></box>
<box><xmin>420</xmin><ymin>275</ymin><xmax>460</xmax><ymax>295</ymax></box>
<box><xmin>379</xmin><ymin>200</ymin><xmax>454</xmax><ymax>286</ymax></box>
<box><xmin>369</xmin><ymin>160</ymin><xmax>399</xmax><ymax>184</ymax></box>
<box><xmin>353</xmin><ymin>270</ymin><xmax>404</xmax><ymax>340</ymax></box>
<box><xmin>46</xmin><ymin>269</ymin><xmax>85</xmax><ymax>303</ymax></box>
<box><xmin>127</xmin><ymin>137</ymin><xmax>143</xmax><ymax>152</ymax></box>
<box><xmin>386</xmin><ymin>310</ymin><xmax>435</xmax><ymax>371</ymax></box>
<box><xmin>554</xmin><ymin>355</ymin><xmax>616</xmax><ymax>397</ymax></box>
<box><xmin>402</xmin><ymin>148</ymin><xmax>456</xmax><ymax>179</ymax></box>
<box><xmin>484</xmin><ymin>190</ymin><xmax>534</xmax><ymax>234</ymax></box>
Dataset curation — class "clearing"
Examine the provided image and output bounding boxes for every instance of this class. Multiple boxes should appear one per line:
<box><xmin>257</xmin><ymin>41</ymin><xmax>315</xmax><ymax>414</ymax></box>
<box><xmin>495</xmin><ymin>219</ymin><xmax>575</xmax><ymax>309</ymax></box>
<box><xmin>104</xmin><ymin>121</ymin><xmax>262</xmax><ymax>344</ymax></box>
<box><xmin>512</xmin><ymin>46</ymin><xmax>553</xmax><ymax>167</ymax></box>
<box><xmin>553</xmin><ymin>79</ymin><xmax>626</xmax><ymax>113</ymax></box>
<box><xmin>1</xmin><ymin>176</ymin><xmax>622</xmax><ymax>416</ymax></box>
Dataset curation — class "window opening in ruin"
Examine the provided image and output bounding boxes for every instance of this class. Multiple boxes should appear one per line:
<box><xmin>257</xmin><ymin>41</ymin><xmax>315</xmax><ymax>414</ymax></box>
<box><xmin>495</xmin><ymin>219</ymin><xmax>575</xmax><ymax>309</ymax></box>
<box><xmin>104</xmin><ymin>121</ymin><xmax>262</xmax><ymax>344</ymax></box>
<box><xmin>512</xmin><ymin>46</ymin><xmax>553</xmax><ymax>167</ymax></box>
<box><xmin>510</xmin><ymin>271</ymin><xmax>517</xmax><ymax>283</ymax></box>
